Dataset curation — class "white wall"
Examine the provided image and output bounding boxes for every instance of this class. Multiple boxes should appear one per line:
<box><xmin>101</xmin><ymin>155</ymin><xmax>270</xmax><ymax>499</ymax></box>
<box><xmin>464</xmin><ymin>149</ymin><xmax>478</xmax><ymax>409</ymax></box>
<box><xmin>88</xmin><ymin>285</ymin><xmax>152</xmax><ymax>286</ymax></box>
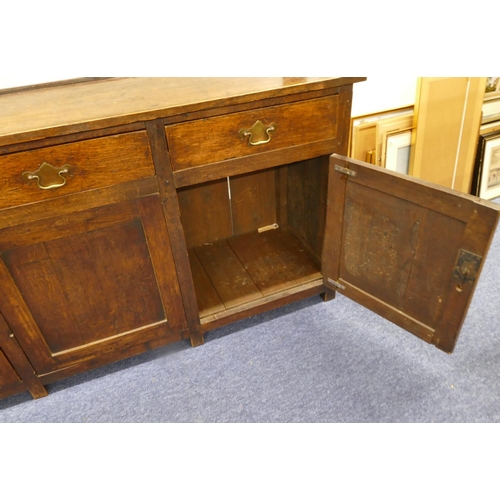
<box><xmin>351</xmin><ymin>76</ymin><xmax>418</xmax><ymax>117</ymax></box>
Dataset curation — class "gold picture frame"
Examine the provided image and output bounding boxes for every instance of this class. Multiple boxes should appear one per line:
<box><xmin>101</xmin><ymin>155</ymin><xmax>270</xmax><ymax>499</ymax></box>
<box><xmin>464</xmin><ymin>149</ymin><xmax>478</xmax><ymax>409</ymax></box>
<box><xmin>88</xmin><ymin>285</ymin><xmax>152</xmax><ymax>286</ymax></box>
<box><xmin>471</xmin><ymin>129</ymin><xmax>500</xmax><ymax>199</ymax></box>
<box><xmin>349</xmin><ymin>107</ymin><xmax>413</xmax><ymax>167</ymax></box>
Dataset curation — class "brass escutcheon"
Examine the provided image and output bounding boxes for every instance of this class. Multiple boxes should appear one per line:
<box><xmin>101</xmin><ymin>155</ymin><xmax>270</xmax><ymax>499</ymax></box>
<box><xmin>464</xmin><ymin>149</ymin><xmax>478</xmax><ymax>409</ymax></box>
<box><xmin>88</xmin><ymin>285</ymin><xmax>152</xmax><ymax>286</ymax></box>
<box><xmin>238</xmin><ymin>120</ymin><xmax>276</xmax><ymax>146</ymax></box>
<box><xmin>453</xmin><ymin>249</ymin><xmax>482</xmax><ymax>285</ymax></box>
<box><xmin>22</xmin><ymin>162</ymin><xmax>72</xmax><ymax>190</ymax></box>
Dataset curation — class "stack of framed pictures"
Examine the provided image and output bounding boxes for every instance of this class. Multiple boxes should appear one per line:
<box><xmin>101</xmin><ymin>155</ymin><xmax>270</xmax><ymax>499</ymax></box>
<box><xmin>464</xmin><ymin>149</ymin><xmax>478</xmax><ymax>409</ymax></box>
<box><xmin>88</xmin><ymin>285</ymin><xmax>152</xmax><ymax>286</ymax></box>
<box><xmin>472</xmin><ymin>126</ymin><xmax>500</xmax><ymax>200</ymax></box>
<box><xmin>472</xmin><ymin>78</ymin><xmax>500</xmax><ymax>199</ymax></box>
<box><xmin>349</xmin><ymin>107</ymin><xmax>413</xmax><ymax>174</ymax></box>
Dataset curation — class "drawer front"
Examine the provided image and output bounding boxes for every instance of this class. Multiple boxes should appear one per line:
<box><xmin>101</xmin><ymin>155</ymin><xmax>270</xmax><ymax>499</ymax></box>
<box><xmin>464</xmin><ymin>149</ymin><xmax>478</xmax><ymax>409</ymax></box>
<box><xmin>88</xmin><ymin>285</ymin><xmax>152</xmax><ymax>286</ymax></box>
<box><xmin>166</xmin><ymin>95</ymin><xmax>339</xmax><ymax>171</ymax></box>
<box><xmin>0</xmin><ymin>131</ymin><xmax>156</xmax><ymax>210</ymax></box>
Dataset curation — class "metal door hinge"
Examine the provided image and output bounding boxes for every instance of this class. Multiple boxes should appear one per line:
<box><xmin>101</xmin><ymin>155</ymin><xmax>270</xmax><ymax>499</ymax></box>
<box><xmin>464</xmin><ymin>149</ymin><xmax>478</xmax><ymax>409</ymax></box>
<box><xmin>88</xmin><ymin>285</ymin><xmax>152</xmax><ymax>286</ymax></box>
<box><xmin>327</xmin><ymin>278</ymin><xmax>346</xmax><ymax>290</ymax></box>
<box><xmin>334</xmin><ymin>164</ymin><xmax>357</xmax><ymax>177</ymax></box>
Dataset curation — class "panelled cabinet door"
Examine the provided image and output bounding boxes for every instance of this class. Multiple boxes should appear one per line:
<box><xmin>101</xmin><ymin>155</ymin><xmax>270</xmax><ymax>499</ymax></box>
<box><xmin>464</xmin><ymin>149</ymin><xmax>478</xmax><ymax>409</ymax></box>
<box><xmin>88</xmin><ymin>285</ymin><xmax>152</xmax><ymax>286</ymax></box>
<box><xmin>0</xmin><ymin>195</ymin><xmax>187</xmax><ymax>375</ymax></box>
<box><xmin>0</xmin><ymin>347</ymin><xmax>23</xmax><ymax>399</ymax></box>
<box><xmin>323</xmin><ymin>154</ymin><xmax>500</xmax><ymax>353</ymax></box>
<box><xmin>0</xmin><ymin>312</ymin><xmax>47</xmax><ymax>399</ymax></box>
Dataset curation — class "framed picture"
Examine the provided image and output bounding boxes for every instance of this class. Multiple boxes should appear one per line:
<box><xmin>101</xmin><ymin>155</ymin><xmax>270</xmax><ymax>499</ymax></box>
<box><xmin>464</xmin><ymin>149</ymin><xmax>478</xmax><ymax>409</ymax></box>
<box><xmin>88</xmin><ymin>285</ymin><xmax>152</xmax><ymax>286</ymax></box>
<box><xmin>384</xmin><ymin>129</ymin><xmax>412</xmax><ymax>174</ymax></box>
<box><xmin>471</xmin><ymin>129</ymin><xmax>500</xmax><ymax>199</ymax></box>
<box><xmin>349</xmin><ymin>107</ymin><xmax>413</xmax><ymax>166</ymax></box>
<box><xmin>485</xmin><ymin>77</ymin><xmax>500</xmax><ymax>99</ymax></box>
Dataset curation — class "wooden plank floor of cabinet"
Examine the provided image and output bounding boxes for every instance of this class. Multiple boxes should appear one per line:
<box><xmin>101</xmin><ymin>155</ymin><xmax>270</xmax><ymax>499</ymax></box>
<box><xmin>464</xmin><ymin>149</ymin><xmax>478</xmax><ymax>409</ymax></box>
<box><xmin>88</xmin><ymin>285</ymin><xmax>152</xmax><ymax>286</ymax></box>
<box><xmin>188</xmin><ymin>249</ymin><xmax>226</xmax><ymax>317</ymax></box>
<box><xmin>194</xmin><ymin>239</ymin><xmax>264</xmax><ymax>310</ymax></box>
<box><xmin>190</xmin><ymin>228</ymin><xmax>322</xmax><ymax>320</ymax></box>
<box><xmin>227</xmin><ymin>228</ymin><xmax>322</xmax><ymax>296</ymax></box>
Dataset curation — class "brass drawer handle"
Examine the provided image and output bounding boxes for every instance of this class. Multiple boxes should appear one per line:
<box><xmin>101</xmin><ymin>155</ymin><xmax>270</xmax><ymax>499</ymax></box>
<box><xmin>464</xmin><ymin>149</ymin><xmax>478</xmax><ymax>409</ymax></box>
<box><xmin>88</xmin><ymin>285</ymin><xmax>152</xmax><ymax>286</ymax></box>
<box><xmin>22</xmin><ymin>162</ymin><xmax>72</xmax><ymax>190</ymax></box>
<box><xmin>238</xmin><ymin>120</ymin><xmax>276</xmax><ymax>146</ymax></box>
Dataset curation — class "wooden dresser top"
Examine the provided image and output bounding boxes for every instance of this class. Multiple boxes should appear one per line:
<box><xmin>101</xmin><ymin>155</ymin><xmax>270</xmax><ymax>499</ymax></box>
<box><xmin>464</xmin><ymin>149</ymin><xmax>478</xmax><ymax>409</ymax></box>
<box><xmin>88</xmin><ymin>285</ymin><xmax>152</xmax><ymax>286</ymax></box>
<box><xmin>0</xmin><ymin>77</ymin><xmax>365</xmax><ymax>147</ymax></box>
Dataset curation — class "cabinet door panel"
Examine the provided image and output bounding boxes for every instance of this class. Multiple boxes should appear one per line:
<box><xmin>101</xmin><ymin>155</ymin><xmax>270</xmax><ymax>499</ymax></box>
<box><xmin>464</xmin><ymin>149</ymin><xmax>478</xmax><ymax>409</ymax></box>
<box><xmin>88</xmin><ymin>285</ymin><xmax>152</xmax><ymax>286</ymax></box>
<box><xmin>0</xmin><ymin>196</ymin><xmax>186</xmax><ymax>373</ymax></box>
<box><xmin>0</xmin><ymin>312</ymin><xmax>47</xmax><ymax>399</ymax></box>
<box><xmin>0</xmin><ymin>348</ymin><xmax>21</xmax><ymax>387</ymax></box>
<box><xmin>323</xmin><ymin>154</ymin><xmax>500</xmax><ymax>353</ymax></box>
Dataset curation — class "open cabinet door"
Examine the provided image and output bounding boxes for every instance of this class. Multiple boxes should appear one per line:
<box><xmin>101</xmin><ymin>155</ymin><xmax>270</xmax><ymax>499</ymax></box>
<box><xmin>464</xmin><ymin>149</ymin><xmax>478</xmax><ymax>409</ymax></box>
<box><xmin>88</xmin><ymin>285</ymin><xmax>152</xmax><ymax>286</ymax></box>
<box><xmin>322</xmin><ymin>154</ymin><xmax>500</xmax><ymax>353</ymax></box>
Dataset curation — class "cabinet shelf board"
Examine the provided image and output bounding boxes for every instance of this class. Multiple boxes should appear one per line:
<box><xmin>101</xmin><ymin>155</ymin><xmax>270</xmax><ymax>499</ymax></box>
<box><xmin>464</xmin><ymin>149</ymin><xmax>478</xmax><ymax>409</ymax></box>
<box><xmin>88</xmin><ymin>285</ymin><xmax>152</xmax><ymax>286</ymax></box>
<box><xmin>190</xmin><ymin>228</ymin><xmax>322</xmax><ymax>320</ymax></box>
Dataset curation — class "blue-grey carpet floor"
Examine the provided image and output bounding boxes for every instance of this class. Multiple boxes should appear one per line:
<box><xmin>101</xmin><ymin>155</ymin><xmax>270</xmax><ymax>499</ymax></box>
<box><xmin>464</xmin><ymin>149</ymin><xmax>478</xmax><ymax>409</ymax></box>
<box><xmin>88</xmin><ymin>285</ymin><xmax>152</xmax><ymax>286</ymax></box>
<box><xmin>1</xmin><ymin>200</ymin><xmax>499</xmax><ymax>422</ymax></box>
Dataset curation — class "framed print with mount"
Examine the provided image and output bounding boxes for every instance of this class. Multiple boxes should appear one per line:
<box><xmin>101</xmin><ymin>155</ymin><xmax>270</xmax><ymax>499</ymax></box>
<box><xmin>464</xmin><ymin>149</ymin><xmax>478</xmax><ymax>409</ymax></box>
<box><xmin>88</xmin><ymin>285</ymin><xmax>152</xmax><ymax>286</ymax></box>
<box><xmin>384</xmin><ymin>129</ymin><xmax>412</xmax><ymax>174</ymax></box>
<box><xmin>471</xmin><ymin>129</ymin><xmax>500</xmax><ymax>200</ymax></box>
<box><xmin>485</xmin><ymin>77</ymin><xmax>500</xmax><ymax>99</ymax></box>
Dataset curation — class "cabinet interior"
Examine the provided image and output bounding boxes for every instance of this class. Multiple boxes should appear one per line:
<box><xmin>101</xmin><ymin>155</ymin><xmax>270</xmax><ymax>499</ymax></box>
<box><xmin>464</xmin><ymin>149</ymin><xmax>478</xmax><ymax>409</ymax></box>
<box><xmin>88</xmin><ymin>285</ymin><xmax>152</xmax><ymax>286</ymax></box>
<box><xmin>177</xmin><ymin>157</ymin><xmax>329</xmax><ymax>322</ymax></box>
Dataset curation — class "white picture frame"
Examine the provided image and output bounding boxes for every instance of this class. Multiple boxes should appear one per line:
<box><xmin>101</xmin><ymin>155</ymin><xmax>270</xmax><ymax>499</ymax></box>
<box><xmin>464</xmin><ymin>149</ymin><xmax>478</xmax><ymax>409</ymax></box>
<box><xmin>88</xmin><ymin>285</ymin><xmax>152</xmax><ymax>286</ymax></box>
<box><xmin>385</xmin><ymin>129</ymin><xmax>412</xmax><ymax>175</ymax></box>
<box><xmin>472</xmin><ymin>130</ymin><xmax>500</xmax><ymax>199</ymax></box>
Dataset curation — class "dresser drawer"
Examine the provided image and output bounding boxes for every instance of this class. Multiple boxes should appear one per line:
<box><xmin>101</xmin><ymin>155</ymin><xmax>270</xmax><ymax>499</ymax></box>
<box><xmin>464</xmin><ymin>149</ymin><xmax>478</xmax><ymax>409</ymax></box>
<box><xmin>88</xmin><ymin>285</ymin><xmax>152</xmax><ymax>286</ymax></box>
<box><xmin>0</xmin><ymin>131</ymin><xmax>156</xmax><ymax>210</ymax></box>
<box><xmin>165</xmin><ymin>95</ymin><xmax>340</xmax><ymax>172</ymax></box>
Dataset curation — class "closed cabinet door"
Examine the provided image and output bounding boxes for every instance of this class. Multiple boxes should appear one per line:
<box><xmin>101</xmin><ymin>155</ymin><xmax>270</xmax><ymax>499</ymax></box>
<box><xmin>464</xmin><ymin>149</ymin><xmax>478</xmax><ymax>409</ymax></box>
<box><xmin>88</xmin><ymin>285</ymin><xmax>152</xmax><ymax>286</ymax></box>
<box><xmin>0</xmin><ymin>347</ymin><xmax>23</xmax><ymax>398</ymax></box>
<box><xmin>322</xmin><ymin>154</ymin><xmax>500</xmax><ymax>353</ymax></box>
<box><xmin>0</xmin><ymin>312</ymin><xmax>47</xmax><ymax>399</ymax></box>
<box><xmin>0</xmin><ymin>194</ymin><xmax>187</xmax><ymax>376</ymax></box>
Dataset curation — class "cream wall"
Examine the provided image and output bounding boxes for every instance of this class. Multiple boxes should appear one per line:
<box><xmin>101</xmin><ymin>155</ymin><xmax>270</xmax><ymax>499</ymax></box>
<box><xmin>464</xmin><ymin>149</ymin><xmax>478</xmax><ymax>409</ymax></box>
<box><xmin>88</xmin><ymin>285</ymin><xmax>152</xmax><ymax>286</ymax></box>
<box><xmin>351</xmin><ymin>76</ymin><xmax>418</xmax><ymax>117</ymax></box>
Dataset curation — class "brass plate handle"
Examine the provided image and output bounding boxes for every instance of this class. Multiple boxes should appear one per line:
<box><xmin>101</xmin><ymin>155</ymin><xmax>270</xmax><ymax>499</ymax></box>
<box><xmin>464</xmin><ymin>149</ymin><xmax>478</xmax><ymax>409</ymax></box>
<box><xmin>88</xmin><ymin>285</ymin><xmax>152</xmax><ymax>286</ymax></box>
<box><xmin>238</xmin><ymin>120</ymin><xmax>276</xmax><ymax>146</ymax></box>
<box><xmin>22</xmin><ymin>162</ymin><xmax>72</xmax><ymax>190</ymax></box>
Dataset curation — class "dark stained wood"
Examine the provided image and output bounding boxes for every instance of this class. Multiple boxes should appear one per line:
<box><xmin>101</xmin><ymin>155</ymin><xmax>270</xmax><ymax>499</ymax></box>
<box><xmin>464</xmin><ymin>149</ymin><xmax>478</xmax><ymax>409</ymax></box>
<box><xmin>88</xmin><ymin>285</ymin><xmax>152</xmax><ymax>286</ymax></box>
<box><xmin>0</xmin><ymin>198</ymin><xmax>140</xmax><ymax>250</ymax></box>
<box><xmin>230</xmin><ymin>169</ymin><xmax>277</xmax><ymax>235</ymax></box>
<box><xmin>200</xmin><ymin>281</ymin><xmax>325</xmax><ymax>331</ymax></box>
<box><xmin>0</xmin><ymin>256</ymin><xmax>58</xmax><ymax>372</ymax></box>
<box><xmin>402</xmin><ymin>210</ymin><xmax>464</xmax><ymax>327</ymax></box>
<box><xmin>336</xmin><ymin>86</ymin><xmax>355</xmax><ymax>157</ymax></box>
<box><xmin>227</xmin><ymin>228</ymin><xmax>322</xmax><ymax>296</ymax></box>
<box><xmin>433</xmin><ymin>204</ymin><xmax>500</xmax><ymax>352</ymax></box>
<box><xmin>0</xmin><ymin>177</ymin><xmax>158</xmax><ymax>230</ymax></box>
<box><xmin>166</xmin><ymin>96</ymin><xmax>339</xmax><ymax>172</ymax></box>
<box><xmin>0</xmin><ymin>78</ymin><xmax>364</xmax><ymax>146</ymax></box>
<box><xmin>2</xmin><ymin>211</ymin><xmax>165</xmax><ymax>357</ymax></box>
<box><xmin>172</xmin><ymin>139</ymin><xmax>339</xmax><ymax>188</ymax></box>
<box><xmin>161</xmin><ymin>87</ymin><xmax>342</xmax><ymax>126</ymax></box>
<box><xmin>0</xmin><ymin>77</ymin><xmax>374</xmax><ymax>401</ymax></box>
<box><xmin>0</xmin><ymin>122</ymin><xmax>145</xmax><ymax>156</ymax></box>
<box><xmin>3</xmin><ymin>243</ymin><xmax>88</xmax><ymax>352</ymax></box>
<box><xmin>39</xmin><ymin>321</ymin><xmax>184</xmax><ymax>385</ymax></box>
<box><xmin>323</xmin><ymin>154</ymin><xmax>500</xmax><ymax>352</ymax></box>
<box><xmin>189</xmin><ymin>227</ymin><xmax>322</xmax><ymax>321</ymax></box>
<box><xmin>0</xmin><ymin>313</ymin><xmax>48</xmax><ymax>399</ymax></box>
<box><xmin>177</xmin><ymin>179</ymin><xmax>233</xmax><ymax>248</ymax></box>
<box><xmin>0</xmin><ymin>194</ymin><xmax>189</xmax><ymax>374</ymax></box>
<box><xmin>145</xmin><ymin>119</ymin><xmax>205</xmax><ymax>347</ymax></box>
<box><xmin>194</xmin><ymin>240</ymin><xmax>263</xmax><ymax>309</ymax></box>
<box><xmin>137</xmin><ymin>195</ymin><xmax>188</xmax><ymax>331</ymax></box>
<box><xmin>275</xmin><ymin>166</ymin><xmax>288</xmax><ymax>229</ymax></box>
<box><xmin>287</xmin><ymin>157</ymin><xmax>329</xmax><ymax>262</ymax></box>
<box><xmin>6</xmin><ymin>76</ymin><xmax>497</xmax><ymax>402</ymax></box>
<box><xmin>0</xmin><ymin>131</ymin><xmax>155</xmax><ymax>209</ymax></box>
<box><xmin>0</xmin><ymin>348</ymin><xmax>20</xmax><ymax>388</ymax></box>
<box><xmin>188</xmin><ymin>249</ymin><xmax>225</xmax><ymax>317</ymax></box>
<box><xmin>339</xmin><ymin>182</ymin><xmax>430</xmax><ymax>311</ymax></box>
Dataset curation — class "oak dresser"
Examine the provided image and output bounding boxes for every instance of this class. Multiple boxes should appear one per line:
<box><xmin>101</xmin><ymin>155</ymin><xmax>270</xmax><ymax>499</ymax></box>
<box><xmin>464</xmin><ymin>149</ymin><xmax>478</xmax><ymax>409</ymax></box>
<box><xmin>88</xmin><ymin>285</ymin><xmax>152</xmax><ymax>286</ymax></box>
<box><xmin>0</xmin><ymin>77</ymin><xmax>498</xmax><ymax>401</ymax></box>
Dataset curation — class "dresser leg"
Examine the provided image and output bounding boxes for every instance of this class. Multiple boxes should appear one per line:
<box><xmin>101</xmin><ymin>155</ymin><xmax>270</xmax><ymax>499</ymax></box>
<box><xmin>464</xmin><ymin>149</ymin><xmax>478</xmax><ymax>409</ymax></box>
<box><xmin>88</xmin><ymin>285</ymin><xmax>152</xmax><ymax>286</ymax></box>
<box><xmin>31</xmin><ymin>384</ymin><xmax>49</xmax><ymax>399</ymax></box>
<box><xmin>190</xmin><ymin>332</ymin><xmax>205</xmax><ymax>347</ymax></box>
<box><xmin>321</xmin><ymin>289</ymin><xmax>336</xmax><ymax>302</ymax></box>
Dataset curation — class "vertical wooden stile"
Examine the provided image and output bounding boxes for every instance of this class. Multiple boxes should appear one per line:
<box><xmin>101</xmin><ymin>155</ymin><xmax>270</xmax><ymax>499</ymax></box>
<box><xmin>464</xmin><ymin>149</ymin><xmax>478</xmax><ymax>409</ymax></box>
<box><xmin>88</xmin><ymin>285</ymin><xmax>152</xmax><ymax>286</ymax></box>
<box><xmin>146</xmin><ymin>120</ymin><xmax>205</xmax><ymax>347</ymax></box>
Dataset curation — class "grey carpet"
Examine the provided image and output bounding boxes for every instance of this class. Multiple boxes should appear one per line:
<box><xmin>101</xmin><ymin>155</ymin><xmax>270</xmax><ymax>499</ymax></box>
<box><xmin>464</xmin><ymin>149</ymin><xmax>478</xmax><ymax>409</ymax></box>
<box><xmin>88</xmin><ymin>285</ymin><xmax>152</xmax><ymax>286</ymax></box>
<box><xmin>1</xmin><ymin>199</ymin><xmax>499</xmax><ymax>422</ymax></box>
